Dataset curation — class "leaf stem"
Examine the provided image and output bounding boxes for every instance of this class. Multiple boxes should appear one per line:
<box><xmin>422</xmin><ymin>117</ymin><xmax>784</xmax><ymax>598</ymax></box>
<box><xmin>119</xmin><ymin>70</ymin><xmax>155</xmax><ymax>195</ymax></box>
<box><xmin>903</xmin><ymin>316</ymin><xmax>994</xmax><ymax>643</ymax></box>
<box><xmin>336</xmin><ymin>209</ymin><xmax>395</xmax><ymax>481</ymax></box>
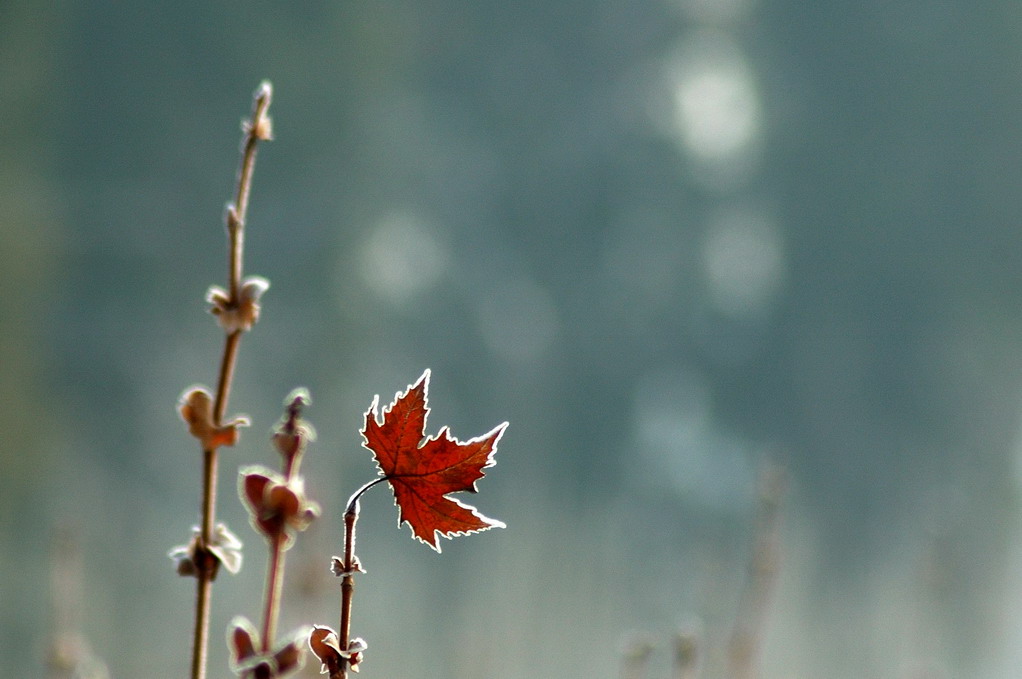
<box><xmin>190</xmin><ymin>82</ymin><xmax>273</xmax><ymax>679</ymax></box>
<box><xmin>345</xmin><ymin>477</ymin><xmax>388</xmax><ymax>515</ymax></box>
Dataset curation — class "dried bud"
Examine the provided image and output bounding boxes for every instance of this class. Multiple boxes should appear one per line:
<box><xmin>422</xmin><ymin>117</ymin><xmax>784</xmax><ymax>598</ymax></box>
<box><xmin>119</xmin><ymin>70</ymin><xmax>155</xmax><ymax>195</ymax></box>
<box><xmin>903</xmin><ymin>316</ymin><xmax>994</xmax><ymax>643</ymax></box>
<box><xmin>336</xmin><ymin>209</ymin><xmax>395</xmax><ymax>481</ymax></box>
<box><xmin>272</xmin><ymin>389</ymin><xmax>316</xmax><ymax>465</ymax></box>
<box><xmin>244</xmin><ymin>81</ymin><xmax>274</xmax><ymax>142</ymax></box>
<box><xmin>271</xmin><ymin>638</ymin><xmax>304</xmax><ymax>675</ymax></box>
<box><xmin>168</xmin><ymin>542</ymin><xmax>198</xmax><ymax>577</ymax></box>
<box><xmin>250</xmin><ymin>113</ymin><xmax>273</xmax><ymax>142</ymax></box>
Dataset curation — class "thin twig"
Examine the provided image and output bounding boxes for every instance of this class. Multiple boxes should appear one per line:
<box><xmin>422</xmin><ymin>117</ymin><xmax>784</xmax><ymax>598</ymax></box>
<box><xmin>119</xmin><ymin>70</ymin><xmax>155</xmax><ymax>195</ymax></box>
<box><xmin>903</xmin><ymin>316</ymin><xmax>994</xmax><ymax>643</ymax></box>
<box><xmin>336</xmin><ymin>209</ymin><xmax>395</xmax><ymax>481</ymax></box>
<box><xmin>336</xmin><ymin>507</ymin><xmax>358</xmax><ymax>679</ymax></box>
<box><xmin>259</xmin><ymin>400</ymin><xmax>305</xmax><ymax>655</ymax></box>
<box><xmin>261</xmin><ymin>533</ymin><xmax>287</xmax><ymax>653</ymax></box>
<box><xmin>190</xmin><ymin>81</ymin><xmax>273</xmax><ymax>679</ymax></box>
<box><xmin>725</xmin><ymin>464</ymin><xmax>785</xmax><ymax>679</ymax></box>
<box><xmin>48</xmin><ymin>526</ymin><xmax>110</xmax><ymax>679</ymax></box>
<box><xmin>620</xmin><ymin>636</ymin><xmax>654</xmax><ymax>679</ymax></box>
<box><xmin>673</xmin><ymin>630</ymin><xmax>700</xmax><ymax>679</ymax></box>
<box><xmin>333</xmin><ymin>478</ymin><xmax>386</xmax><ymax>679</ymax></box>
<box><xmin>227</xmin><ymin>81</ymin><xmax>272</xmax><ymax>303</ymax></box>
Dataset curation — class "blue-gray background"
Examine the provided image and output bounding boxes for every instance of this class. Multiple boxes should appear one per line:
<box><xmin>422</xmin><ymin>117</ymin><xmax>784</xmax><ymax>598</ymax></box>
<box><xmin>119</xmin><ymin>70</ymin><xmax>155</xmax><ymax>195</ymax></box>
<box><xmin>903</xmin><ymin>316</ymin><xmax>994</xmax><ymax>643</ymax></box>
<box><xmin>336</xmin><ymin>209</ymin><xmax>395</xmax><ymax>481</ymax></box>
<box><xmin>5</xmin><ymin>2</ymin><xmax>1022</xmax><ymax>677</ymax></box>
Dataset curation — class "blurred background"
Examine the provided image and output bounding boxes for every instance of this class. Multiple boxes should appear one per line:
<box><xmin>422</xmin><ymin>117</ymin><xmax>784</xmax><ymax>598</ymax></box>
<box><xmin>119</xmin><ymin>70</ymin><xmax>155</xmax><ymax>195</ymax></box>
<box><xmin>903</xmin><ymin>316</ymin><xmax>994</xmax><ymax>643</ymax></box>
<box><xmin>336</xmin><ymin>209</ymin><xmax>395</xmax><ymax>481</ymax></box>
<box><xmin>4</xmin><ymin>1</ymin><xmax>1022</xmax><ymax>677</ymax></box>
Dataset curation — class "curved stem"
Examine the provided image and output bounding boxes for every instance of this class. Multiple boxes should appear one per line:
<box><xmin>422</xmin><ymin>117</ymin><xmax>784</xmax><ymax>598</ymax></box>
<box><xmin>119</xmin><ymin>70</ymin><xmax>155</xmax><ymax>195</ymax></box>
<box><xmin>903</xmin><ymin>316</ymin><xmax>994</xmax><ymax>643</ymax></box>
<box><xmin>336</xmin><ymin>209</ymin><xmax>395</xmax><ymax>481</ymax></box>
<box><xmin>345</xmin><ymin>477</ymin><xmax>388</xmax><ymax>515</ymax></box>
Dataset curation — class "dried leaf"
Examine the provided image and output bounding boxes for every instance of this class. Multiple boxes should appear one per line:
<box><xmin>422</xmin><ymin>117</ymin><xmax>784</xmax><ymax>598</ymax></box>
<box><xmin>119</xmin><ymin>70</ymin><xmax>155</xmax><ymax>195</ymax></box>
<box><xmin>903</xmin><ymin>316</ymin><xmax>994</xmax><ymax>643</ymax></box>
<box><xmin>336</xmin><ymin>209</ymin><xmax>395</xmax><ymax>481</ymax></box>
<box><xmin>362</xmin><ymin>370</ymin><xmax>507</xmax><ymax>551</ymax></box>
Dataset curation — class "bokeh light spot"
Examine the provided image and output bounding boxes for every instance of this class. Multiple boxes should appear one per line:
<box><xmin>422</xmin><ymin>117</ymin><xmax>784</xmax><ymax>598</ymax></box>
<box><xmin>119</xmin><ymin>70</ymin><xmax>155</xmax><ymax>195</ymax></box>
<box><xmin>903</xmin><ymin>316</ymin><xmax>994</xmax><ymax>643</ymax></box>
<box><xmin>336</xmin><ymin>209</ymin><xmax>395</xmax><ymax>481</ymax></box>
<box><xmin>632</xmin><ymin>367</ymin><xmax>754</xmax><ymax>509</ymax></box>
<box><xmin>476</xmin><ymin>277</ymin><xmax>559</xmax><ymax>364</ymax></box>
<box><xmin>358</xmin><ymin>211</ymin><xmax>448</xmax><ymax>305</ymax></box>
<box><xmin>665</xmin><ymin>30</ymin><xmax>762</xmax><ymax>182</ymax></box>
<box><xmin>701</xmin><ymin>207</ymin><xmax>785</xmax><ymax>318</ymax></box>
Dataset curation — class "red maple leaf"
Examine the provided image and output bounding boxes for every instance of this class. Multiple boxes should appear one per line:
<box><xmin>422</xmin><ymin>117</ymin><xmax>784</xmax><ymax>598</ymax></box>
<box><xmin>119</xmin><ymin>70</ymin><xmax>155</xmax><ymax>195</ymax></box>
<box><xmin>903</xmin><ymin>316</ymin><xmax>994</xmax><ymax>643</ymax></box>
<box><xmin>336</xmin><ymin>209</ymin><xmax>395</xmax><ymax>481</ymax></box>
<box><xmin>361</xmin><ymin>370</ymin><xmax>507</xmax><ymax>551</ymax></box>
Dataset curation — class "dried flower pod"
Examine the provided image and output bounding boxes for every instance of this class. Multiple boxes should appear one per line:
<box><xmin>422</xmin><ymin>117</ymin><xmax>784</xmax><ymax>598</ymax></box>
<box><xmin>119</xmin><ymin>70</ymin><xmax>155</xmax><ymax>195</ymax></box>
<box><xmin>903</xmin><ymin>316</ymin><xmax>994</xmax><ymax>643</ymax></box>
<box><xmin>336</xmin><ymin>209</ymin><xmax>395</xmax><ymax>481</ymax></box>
<box><xmin>179</xmin><ymin>386</ymin><xmax>250</xmax><ymax>450</ymax></box>
<box><xmin>228</xmin><ymin>617</ymin><xmax>259</xmax><ymax>669</ymax></box>
<box><xmin>207</xmin><ymin>275</ymin><xmax>270</xmax><ymax>333</ymax></box>
<box><xmin>228</xmin><ymin>617</ymin><xmax>309</xmax><ymax>678</ymax></box>
<box><xmin>309</xmin><ymin>627</ymin><xmax>366</xmax><ymax>675</ymax></box>
<box><xmin>308</xmin><ymin>627</ymin><xmax>342</xmax><ymax>677</ymax></box>
<box><xmin>168</xmin><ymin>523</ymin><xmax>243</xmax><ymax>578</ymax></box>
<box><xmin>240</xmin><ymin>467</ymin><xmax>319</xmax><ymax>548</ymax></box>
<box><xmin>330</xmin><ymin>555</ymin><xmax>364</xmax><ymax>577</ymax></box>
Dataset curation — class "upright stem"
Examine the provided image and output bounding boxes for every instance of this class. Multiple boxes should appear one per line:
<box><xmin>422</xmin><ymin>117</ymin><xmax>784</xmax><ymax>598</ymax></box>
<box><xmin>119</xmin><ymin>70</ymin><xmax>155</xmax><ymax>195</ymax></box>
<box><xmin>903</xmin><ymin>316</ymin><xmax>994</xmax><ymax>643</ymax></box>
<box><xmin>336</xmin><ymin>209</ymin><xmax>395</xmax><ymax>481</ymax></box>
<box><xmin>190</xmin><ymin>448</ymin><xmax>219</xmax><ymax>679</ymax></box>
<box><xmin>259</xmin><ymin>414</ymin><xmax>302</xmax><ymax>656</ymax></box>
<box><xmin>621</xmin><ymin>638</ymin><xmax>653</xmax><ymax>679</ymax></box>
<box><xmin>673</xmin><ymin>631</ymin><xmax>700</xmax><ymax>679</ymax></box>
<box><xmin>726</xmin><ymin>465</ymin><xmax>785</xmax><ymax>679</ymax></box>
<box><xmin>229</xmin><ymin>81</ymin><xmax>271</xmax><ymax>301</ymax></box>
<box><xmin>333</xmin><ymin>479</ymin><xmax>385</xmax><ymax>679</ymax></box>
<box><xmin>190</xmin><ymin>82</ymin><xmax>273</xmax><ymax>679</ymax></box>
<box><xmin>261</xmin><ymin>534</ymin><xmax>287</xmax><ymax>653</ymax></box>
<box><xmin>337</xmin><ymin>507</ymin><xmax>358</xmax><ymax>679</ymax></box>
<box><xmin>213</xmin><ymin>331</ymin><xmax>243</xmax><ymax>425</ymax></box>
